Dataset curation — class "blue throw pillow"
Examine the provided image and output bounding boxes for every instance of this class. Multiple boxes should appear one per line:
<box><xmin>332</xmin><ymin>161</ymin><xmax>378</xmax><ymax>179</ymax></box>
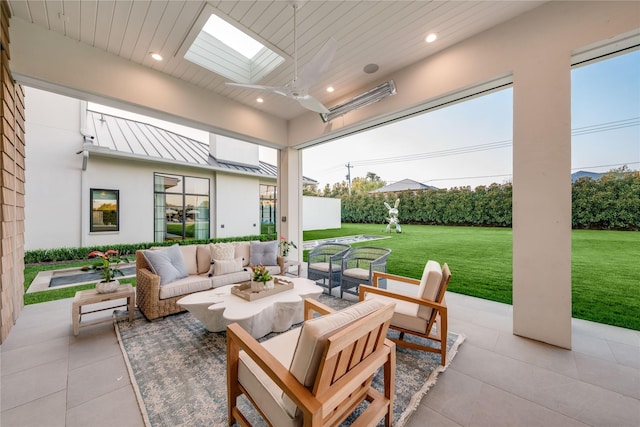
<box><xmin>142</xmin><ymin>244</ymin><xmax>189</xmax><ymax>286</ymax></box>
<box><xmin>249</xmin><ymin>240</ymin><xmax>278</xmax><ymax>266</ymax></box>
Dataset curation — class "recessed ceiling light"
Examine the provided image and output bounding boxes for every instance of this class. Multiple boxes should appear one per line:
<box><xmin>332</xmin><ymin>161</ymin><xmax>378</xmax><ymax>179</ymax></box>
<box><xmin>256</xmin><ymin>97</ymin><xmax>264</xmax><ymax>103</ymax></box>
<box><xmin>326</xmin><ymin>86</ymin><xmax>334</xmax><ymax>93</ymax></box>
<box><xmin>425</xmin><ymin>33</ymin><xmax>437</xmax><ymax>43</ymax></box>
<box><xmin>363</xmin><ymin>63</ymin><xmax>379</xmax><ymax>74</ymax></box>
<box><xmin>150</xmin><ymin>52</ymin><xmax>163</xmax><ymax>61</ymax></box>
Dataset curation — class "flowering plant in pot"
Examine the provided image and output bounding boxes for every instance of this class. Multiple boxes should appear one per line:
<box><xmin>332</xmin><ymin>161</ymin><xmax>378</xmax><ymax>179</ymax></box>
<box><xmin>87</xmin><ymin>250</ymin><xmax>129</xmax><ymax>293</ymax></box>
<box><xmin>250</xmin><ymin>264</ymin><xmax>274</xmax><ymax>292</ymax></box>
<box><xmin>278</xmin><ymin>236</ymin><xmax>297</xmax><ymax>258</ymax></box>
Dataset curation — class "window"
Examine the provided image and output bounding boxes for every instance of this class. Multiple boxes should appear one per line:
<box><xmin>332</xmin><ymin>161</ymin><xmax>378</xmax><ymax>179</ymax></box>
<box><xmin>154</xmin><ymin>173</ymin><xmax>210</xmax><ymax>242</ymax></box>
<box><xmin>90</xmin><ymin>189</ymin><xmax>119</xmax><ymax>232</ymax></box>
<box><xmin>260</xmin><ymin>184</ymin><xmax>276</xmax><ymax>234</ymax></box>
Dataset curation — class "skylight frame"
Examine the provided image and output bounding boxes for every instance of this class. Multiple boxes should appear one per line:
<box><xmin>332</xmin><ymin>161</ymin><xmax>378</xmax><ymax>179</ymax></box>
<box><xmin>179</xmin><ymin>6</ymin><xmax>287</xmax><ymax>85</ymax></box>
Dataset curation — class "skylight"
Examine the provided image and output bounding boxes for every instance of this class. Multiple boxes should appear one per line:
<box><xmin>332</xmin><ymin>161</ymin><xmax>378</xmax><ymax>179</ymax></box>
<box><xmin>202</xmin><ymin>15</ymin><xmax>263</xmax><ymax>60</ymax></box>
<box><xmin>183</xmin><ymin>10</ymin><xmax>285</xmax><ymax>84</ymax></box>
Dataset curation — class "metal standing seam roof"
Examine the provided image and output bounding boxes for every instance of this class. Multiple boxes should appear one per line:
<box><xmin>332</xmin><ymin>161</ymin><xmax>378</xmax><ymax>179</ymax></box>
<box><xmin>84</xmin><ymin>110</ymin><xmax>317</xmax><ymax>184</ymax></box>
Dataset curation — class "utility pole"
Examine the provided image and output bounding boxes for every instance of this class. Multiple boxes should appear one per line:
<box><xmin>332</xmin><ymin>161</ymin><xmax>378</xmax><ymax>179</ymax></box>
<box><xmin>345</xmin><ymin>162</ymin><xmax>353</xmax><ymax>195</ymax></box>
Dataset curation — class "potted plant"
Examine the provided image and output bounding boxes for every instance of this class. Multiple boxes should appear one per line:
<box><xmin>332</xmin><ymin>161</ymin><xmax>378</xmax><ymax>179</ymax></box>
<box><xmin>250</xmin><ymin>264</ymin><xmax>274</xmax><ymax>292</ymax></box>
<box><xmin>87</xmin><ymin>249</ymin><xmax>129</xmax><ymax>293</ymax></box>
<box><xmin>278</xmin><ymin>236</ymin><xmax>297</xmax><ymax>260</ymax></box>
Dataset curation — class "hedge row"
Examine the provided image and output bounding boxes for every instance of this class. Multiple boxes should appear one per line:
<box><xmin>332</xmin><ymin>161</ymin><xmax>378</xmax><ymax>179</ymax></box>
<box><xmin>24</xmin><ymin>233</ymin><xmax>277</xmax><ymax>264</ymax></box>
<box><xmin>341</xmin><ymin>173</ymin><xmax>639</xmax><ymax>230</ymax></box>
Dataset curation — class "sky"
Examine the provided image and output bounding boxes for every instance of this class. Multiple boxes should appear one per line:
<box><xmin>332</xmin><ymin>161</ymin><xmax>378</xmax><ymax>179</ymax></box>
<box><xmin>302</xmin><ymin>49</ymin><xmax>640</xmax><ymax>190</ymax></box>
<box><xmin>91</xmin><ymin>49</ymin><xmax>639</xmax><ymax>190</ymax></box>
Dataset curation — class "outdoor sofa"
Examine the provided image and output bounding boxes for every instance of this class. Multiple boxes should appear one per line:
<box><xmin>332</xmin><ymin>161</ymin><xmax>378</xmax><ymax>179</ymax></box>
<box><xmin>136</xmin><ymin>241</ymin><xmax>283</xmax><ymax>320</ymax></box>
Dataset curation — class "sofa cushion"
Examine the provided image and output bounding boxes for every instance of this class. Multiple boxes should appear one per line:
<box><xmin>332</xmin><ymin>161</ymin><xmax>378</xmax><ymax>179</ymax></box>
<box><xmin>250</xmin><ymin>240</ymin><xmax>278</xmax><ymax>266</ymax></box>
<box><xmin>179</xmin><ymin>245</ymin><xmax>198</xmax><ymax>275</ymax></box>
<box><xmin>142</xmin><ymin>245</ymin><xmax>188</xmax><ymax>286</ymax></box>
<box><xmin>234</xmin><ymin>241</ymin><xmax>252</xmax><ymax>267</ymax></box>
<box><xmin>210</xmin><ymin>243</ymin><xmax>235</xmax><ymax>261</ymax></box>
<box><xmin>158</xmin><ymin>275</ymin><xmax>212</xmax><ymax>299</ymax></box>
<box><xmin>283</xmin><ymin>298</ymin><xmax>387</xmax><ymax>417</ymax></box>
<box><xmin>210</xmin><ymin>270</ymin><xmax>250</xmax><ymax>288</ymax></box>
<box><xmin>196</xmin><ymin>245</ymin><xmax>212</xmax><ymax>274</ymax></box>
<box><xmin>416</xmin><ymin>260</ymin><xmax>443</xmax><ymax>320</ymax></box>
<box><xmin>210</xmin><ymin>258</ymin><xmax>244</xmax><ymax>276</ymax></box>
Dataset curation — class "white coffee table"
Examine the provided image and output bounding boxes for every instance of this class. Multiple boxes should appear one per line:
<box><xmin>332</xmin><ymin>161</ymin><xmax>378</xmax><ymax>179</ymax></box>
<box><xmin>177</xmin><ymin>276</ymin><xmax>323</xmax><ymax>338</ymax></box>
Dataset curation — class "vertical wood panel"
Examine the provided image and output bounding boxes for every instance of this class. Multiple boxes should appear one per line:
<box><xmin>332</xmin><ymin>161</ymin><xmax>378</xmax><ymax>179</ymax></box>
<box><xmin>0</xmin><ymin>0</ymin><xmax>25</xmax><ymax>342</ymax></box>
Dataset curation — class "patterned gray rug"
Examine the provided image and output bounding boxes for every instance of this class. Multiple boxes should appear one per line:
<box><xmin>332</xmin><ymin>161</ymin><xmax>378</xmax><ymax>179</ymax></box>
<box><xmin>116</xmin><ymin>294</ymin><xmax>464</xmax><ymax>427</ymax></box>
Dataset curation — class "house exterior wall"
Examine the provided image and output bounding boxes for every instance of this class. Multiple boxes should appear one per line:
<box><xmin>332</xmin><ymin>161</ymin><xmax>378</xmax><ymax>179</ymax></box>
<box><xmin>215</xmin><ymin>172</ymin><xmax>260</xmax><ymax>238</ymax></box>
<box><xmin>23</xmin><ymin>88</ymin><xmax>274</xmax><ymax>249</ymax></box>
<box><xmin>303</xmin><ymin>196</ymin><xmax>340</xmax><ymax>231</ymax></box>
<box><xmin>24</xmin><ymin>87</ymin><xmax>84</xmax><ymax>250</ymax></box>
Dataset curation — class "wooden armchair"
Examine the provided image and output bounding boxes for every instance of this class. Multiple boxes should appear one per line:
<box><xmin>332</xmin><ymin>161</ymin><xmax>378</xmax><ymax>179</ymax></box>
<box><xmin>359</xmin><ymin>261</ymin><xmax>451</xmax><ymax>366</ymax></box>
<box><xmin>227</xmin><ymin>298</ymin><xmax>396</xmax><ymax>427</ymax></box>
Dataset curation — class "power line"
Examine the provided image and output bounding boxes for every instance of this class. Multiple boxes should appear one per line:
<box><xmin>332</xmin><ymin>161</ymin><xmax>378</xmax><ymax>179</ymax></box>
<box><xmin>309</xmin><ymin>117</ymin><xmax>639</xmax><ymax>174</ymax></box>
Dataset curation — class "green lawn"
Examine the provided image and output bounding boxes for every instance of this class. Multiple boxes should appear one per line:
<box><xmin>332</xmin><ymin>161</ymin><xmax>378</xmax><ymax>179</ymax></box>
<box><xmin>304</xmin><ymin>224</ymin><xmax>640</xmax><ymax>330</ymax></box>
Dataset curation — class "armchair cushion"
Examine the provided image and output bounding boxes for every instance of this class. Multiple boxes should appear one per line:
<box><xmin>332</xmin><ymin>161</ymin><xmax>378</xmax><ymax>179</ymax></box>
<box><xmin>142</xmin><ymin>244</ymin><xmax>188</xmax><ymax>286</ymax></box>
<box><xmin>342</xmin><ymin>267</ymin><xmax>370</xmax><ymax>280</ymax></box>
<box><xmin>250</xmin><ymin>240</ymin><xmax>278</xmax><ymax>266</ymax></box>
<box><xmin>238</xmin><ymin>328</ymin><xmax>300</xmax><ymax>427</ymax></box>
<box><xmin>284</xmin><ymin>298</ymin><xmax>388</xmax><ymax>416</ymax></box>
<box><xmin>416</xmin><ymin>260</ymin><xmax>443</xmax><ymax>319</ymax></box>
<box><xmin>366</xmin><ymin>294</ymin><xmax>428</xmax><ymax>334</ymax></box>
<box><xmin>308</xmin><ymin>261</ymin><xmax>330</xmax><ymax>272</ymax></box>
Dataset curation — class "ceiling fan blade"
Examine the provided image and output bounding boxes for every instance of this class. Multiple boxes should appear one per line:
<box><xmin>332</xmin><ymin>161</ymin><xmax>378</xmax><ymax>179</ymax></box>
<box><xmin>297</xmin><ymin>95</ymin><xmax>330</xmax><ymax>114</ymax></box>
<box><xmin>226</xmin><ymin>82</ymin><xmax>290</xmax><ymax>98</ymax></box>
<box><xmin>225</xmin><ymin>82</ymin><xmax>282</xmax><ymax>92</ymax></box>
<box><xmin>296</xmin><ymin>37</ymin><xmax>337</xmax><ymax>89</ymax></box>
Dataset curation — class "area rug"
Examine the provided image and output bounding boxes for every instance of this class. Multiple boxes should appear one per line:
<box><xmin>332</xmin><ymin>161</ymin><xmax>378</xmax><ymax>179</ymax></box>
<box><xmin>116</xmin><ymin>294</ymin><xmax>464</xmax><ymax>427</ymax></box>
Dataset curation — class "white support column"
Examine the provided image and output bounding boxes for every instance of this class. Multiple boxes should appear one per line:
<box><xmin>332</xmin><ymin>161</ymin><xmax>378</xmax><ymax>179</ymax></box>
<box><xmin>512</xmin><ymin>49</ymin><xmax>572</xmax><ymax>349</ymax></box>
<box><xmin>277</xmin><ymin>148</ymin><xmax>303</xmax><ymax>262</ymax></box>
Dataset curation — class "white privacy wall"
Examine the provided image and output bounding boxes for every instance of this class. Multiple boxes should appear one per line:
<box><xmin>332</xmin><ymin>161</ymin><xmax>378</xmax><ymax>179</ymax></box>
<box><xmin>303</xmin><ymin>197</ymin><xmax>341</xmax><ymax>231</ymax></box>
<box><xmin>215</xmin><ymin>173</ymin><xmax>260</xmax><ymax>238</ymax></box>
<box><xmin>24</xmin><ymin>87</ymin><xmax>84</xmax><ymax>250</ymax></box>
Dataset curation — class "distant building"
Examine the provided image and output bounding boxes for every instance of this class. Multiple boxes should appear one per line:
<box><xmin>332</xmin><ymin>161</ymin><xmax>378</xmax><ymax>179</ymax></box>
<box><xmin>369</xmin><ymin>178</ymin><xmax>438</xmax><ymax>194</ymax></box>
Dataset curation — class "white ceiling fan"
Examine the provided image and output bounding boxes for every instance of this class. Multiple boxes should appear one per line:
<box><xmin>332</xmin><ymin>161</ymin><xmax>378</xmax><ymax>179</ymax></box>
<box><xmin>225</xmin><ymin>3</ymin><xmax>337</xmax><ymax>114</ymax></box>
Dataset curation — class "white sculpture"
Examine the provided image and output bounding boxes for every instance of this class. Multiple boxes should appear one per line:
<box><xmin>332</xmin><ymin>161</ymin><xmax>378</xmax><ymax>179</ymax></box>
<box><xmin>384</xmin><ymin>199</ymin><xmax>402</xmax><ymax>233</ymax></box>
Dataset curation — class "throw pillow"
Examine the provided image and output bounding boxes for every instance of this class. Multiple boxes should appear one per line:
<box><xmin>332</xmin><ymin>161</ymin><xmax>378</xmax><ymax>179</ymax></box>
<box><xmin>208</xmin><ymin>258</ymin><xmax>244</xmax><ymax>276</ymax></box>
<box><xmin>210</xmin><ymin>243</ymin><xmax>235</xmax><ymax>261</ymax></box>
<box><xmin>249</xmin><ymin>240</ymin><xmax>278</xmax><ymax>266</ymax></box>
<box><xmin>142</xmin><ymin>244</ymin><xmax>189</xmax><ymax>286</ymax></box>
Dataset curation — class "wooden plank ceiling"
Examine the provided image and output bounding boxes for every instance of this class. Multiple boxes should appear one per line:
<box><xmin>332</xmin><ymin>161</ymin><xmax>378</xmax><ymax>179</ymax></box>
<box><xmin>8</xmin><ymin>1</ymin><xmax>544</xmax><ymax>120</ymax></box>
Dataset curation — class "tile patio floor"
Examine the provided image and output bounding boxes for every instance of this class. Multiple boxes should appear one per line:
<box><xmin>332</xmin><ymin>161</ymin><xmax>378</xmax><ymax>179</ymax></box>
<box><xmin>1</xmin><ymin>286</ymin><xmax>639</xmax><ymax>427</ymax></box>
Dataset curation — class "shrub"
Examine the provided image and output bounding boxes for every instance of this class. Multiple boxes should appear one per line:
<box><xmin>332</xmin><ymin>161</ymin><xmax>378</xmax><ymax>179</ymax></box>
<box><xmin>24</xmin><ymin>233</ymin><xmax>277</xmax><ymax>264</ymax></box>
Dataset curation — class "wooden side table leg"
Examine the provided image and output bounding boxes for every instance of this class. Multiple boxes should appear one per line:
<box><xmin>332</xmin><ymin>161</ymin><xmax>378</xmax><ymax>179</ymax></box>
<box><xmin>72</xmin><ymin>302</ymin><xmax>80</xmax><ymax>336</ymax></box>
<box><xmin>128</xmin><ymin>294</ymin><xmax>135</xmax><ymax>322</ymax></box>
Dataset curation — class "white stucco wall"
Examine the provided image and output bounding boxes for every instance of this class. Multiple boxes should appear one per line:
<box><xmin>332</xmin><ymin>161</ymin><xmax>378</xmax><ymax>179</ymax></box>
<box><xmin>215</xmin><ymin>173</ymin><xmax>261</xmax><ymax>238</ymax></box>
<box><xmin>303</xmin><ymin>197</ymin><xmax>341</xmax><ymax>231</ymax></box>
<box><xmin>24</xmin><ymin>87</ymin><xmax>84</xmax><ymax>250</ymax></box>
<box><xmin>82</xmin><ymin>157</ymin><xmax>217</xmax><ymax>246</ymax></box>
